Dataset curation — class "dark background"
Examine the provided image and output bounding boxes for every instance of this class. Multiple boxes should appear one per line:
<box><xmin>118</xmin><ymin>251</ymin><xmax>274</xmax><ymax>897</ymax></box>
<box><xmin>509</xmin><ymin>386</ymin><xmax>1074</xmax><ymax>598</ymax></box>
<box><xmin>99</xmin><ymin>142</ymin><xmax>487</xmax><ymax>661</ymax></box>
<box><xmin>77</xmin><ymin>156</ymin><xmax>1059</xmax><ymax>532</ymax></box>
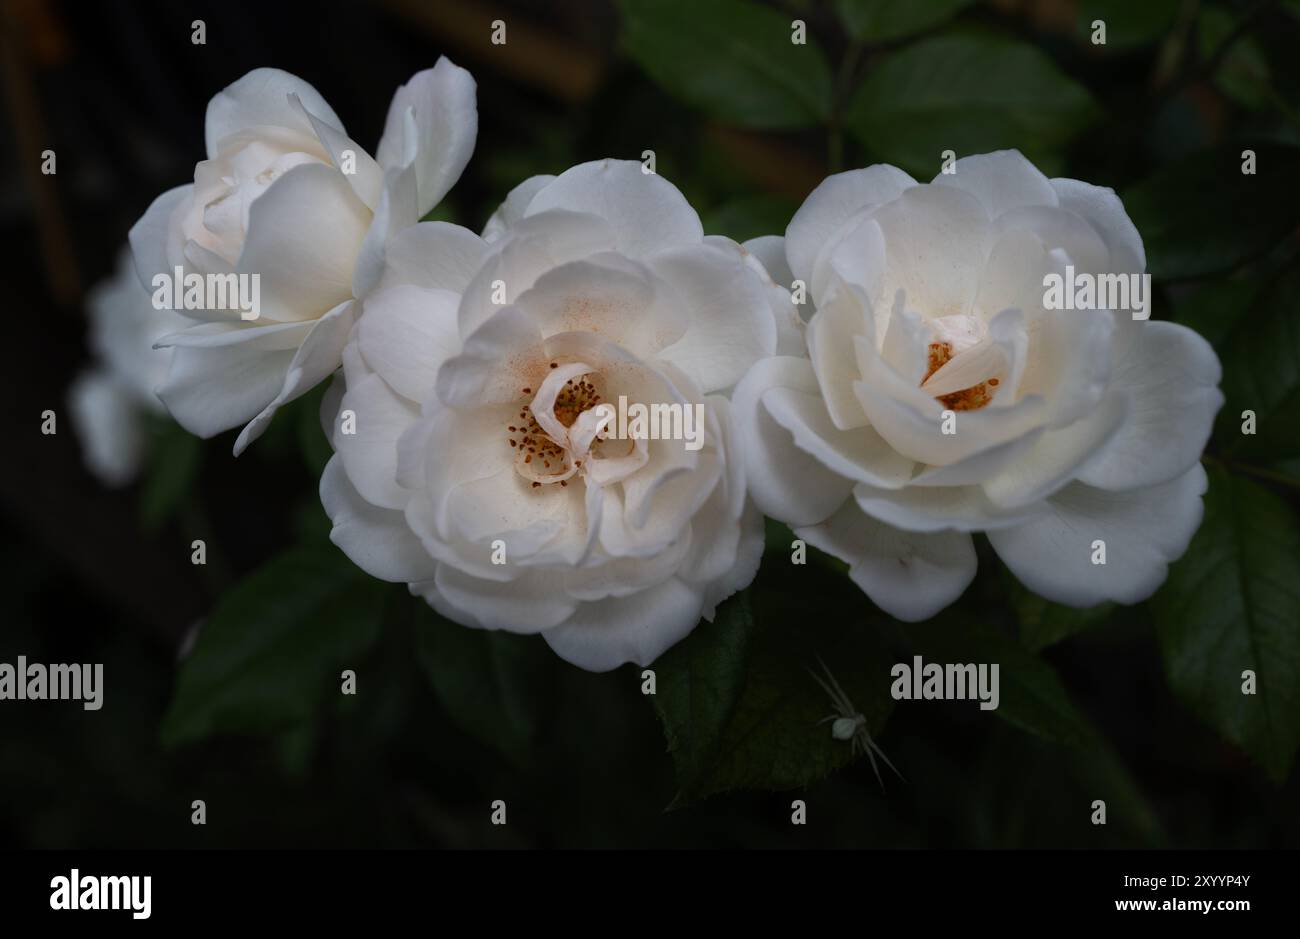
<box><xmin>1</xmin><ymin>0</ymin><xmax>1297</xmax><ymax>848</ymax></box>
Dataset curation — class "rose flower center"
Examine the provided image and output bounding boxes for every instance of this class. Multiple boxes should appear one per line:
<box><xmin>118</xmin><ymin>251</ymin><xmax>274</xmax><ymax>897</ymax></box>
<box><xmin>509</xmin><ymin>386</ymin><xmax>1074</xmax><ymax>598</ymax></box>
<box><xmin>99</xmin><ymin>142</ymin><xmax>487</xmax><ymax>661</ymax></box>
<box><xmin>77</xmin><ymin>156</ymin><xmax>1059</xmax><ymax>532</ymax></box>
<box><xmin>917</xmin><ymin>314</ymin><xmax>1006</xmax><ymax>412</ymax></box>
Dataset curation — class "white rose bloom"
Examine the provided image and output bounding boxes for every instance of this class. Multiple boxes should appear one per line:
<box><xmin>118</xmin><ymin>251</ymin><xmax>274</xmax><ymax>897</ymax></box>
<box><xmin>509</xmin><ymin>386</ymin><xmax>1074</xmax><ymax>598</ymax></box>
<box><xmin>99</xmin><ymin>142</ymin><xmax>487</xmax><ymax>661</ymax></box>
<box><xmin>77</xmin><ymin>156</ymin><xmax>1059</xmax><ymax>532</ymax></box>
<box><xmin>320</xmin><ymin>160</ymin><xmax>784</xmax><ymax>670</ymax></box>
<box><xmin>129</xmin><ymin>61</ymin><xmax>477</xmax><ymax>454</ymax></box>
<box><xmin>734</xmin><ymin>150</ymin><xmax>1223</xmax><ymax>620</ymax></box>
<box><xmin>69</xmin><ymin>249</ymin><xmax>190</xmax><ymax>486</ymax></box>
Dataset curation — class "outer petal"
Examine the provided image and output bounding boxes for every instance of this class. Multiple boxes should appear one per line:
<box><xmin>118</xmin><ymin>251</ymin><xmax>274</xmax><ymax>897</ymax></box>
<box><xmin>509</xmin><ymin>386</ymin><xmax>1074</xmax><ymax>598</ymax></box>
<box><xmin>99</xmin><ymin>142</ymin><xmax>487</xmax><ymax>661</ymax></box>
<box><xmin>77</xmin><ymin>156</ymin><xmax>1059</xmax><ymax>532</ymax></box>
<box><xmin>233</xmin><ymin>299</ymin><xmax>359</xmax><ymax>455</ymax></box>
<box><xmin>377</xmin><ymin>221</ymin><xmax>489</xmax><ymax>294</ymax></box>
<box><xmin>431</xmin><ymin>564</ymin><xmax>578</xmax><ymax>633</ymax></box>
<box><xmin>719</xmin><ymin>235</ymin><xmax>804</xmax><ymax>358</ymax></box>
<box><xmin>238</xmin><ymin>163</ymin><xmax>370</xmax><ymax>321</ymax></box>
<box><xmin>785</xmin><ymin>164</ymin><xmax>916</xmax><ymax>287</ymax></box>
<box><xmin>353</xmin><ymin>163</ymin><xmax>417</xmax><ymax>300</ymax></box>
<box><xmin>731</xmin><ymin>356</ymin><xmax>854</xmax><ymax>526</ymax></box>
<box><xmin>375</xmin><ymin>58</ymin><xmax>478</xmax><ymax>216</ymax></box>
<box><xmin>650</xmin><ymin>242</ymin><xmax>777</xmax><ymax>392</ymax></box>
<box><xmin>333</xmin><ymin>355</ymin><xmax>422</xmax><ymax>510</ymax></box>
<box><xmin>932</xmin><ymin>150</ymin><xmax>1058</xmax><ymax>216</ymax></box>
<box><xmin>320</xmin><ymin>455</ymin><xmax>437</xmax><ymax>583</ymax></box>
<box><xmin>293</xmin><ymin>93</ymin><xmax>383</xmax><ymax>210</ymax></box>
<box><xmin>356</xmin><ymin>285</ymin><xmax>461</xmax><ymax>403</ymax></box>
<box><xmin>524</xmin><ymin>159</ymin><xmax>704</xmax><ymax>259</ymax></box>
<box><xmin>68</xmin><ymin>370</ymin><xmax>146</xmax><ymax>487</ymax></box>
<box><xmin>156</xmin><ymin>320</ymin><xmax>311</xmax><ymax>438</ymax></box>
<box><xmin>205</xmin><ymin>68</ymin><xmax>343</xmax><ymax>156</ymax></box>
<box><xmin>542</xmin><ymin>577</ymin><xmax>705</xmax><ymax>671</ymax></box>
<box><xmin>988</xmin><ymin>463</ymin><xmax>1208</xmax><ymax>607</ymax></box>
<box><xmin>128</xmin><ymin>184</ymin><xmax>191</xmax><ymax>286</ymax></box>
<box><xmin>482</xmin><ymin>174</ymin><xmax>555</xmax><ymax>242</ymax></box>
<box><xmin>796</xmin><ymin>499</ymin><xmax>976</xmax><ymax>621</ymax></box>
<box><xmin>1050</xmin><ymin>177</ymin><xmax>1146</xmax><ymax>274</ymax></box>
<box><xmin>1076</xmin><ymin>321</ymin><xmax>1224</xmax><ymax>491</ymax></box>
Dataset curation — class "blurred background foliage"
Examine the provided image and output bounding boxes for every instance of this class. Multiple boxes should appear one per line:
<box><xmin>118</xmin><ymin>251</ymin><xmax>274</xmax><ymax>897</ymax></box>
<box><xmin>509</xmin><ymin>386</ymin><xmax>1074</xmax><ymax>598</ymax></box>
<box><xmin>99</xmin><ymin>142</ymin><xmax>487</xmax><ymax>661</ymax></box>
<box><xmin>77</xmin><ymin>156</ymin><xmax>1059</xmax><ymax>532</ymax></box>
<box><xmin>1</xmin><ymin>0</ymin><xmax>1298</xmax><ymax>847</ymax></box>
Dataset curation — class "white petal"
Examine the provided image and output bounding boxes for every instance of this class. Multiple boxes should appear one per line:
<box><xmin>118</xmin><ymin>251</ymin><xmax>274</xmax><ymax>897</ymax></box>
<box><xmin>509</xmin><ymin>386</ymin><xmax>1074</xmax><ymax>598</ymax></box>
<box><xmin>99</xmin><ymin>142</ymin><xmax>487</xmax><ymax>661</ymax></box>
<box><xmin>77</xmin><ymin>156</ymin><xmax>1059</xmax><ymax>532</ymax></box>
<box><xmin>867</xmin><ymin>183</ymin><xmax>990</xmax><ymax>320</ymax></box>
<box><xmin>741</xmin><ymin>234</ymin><xmax>794</xmax><ymax>290</ymax></box>
<box><xmin>785</xmin><ymin>164</ymin><xmax>916</xmax><ymax>287</ymax></box>
<box><xmin>761</xmin><ymin>384</ymin><xmax>915</xmax><ymax>488</ymax></box>
<box><xmin>542</xmin><ymin>577</ymin><xmax>705</xmax><ymax>671</ymax></box>
<box><xmin>482</xmin><ymin>174</ymin><xmax>555</xmax><ymax>242</ymax></box>
<box><xmin>234</xmin><ymin>300</ymin><xmax>359</xmax><ymax>455</ymax></box>
<box><xmin>980</xmin><ymin>390</ymin><xmax>1129</xmax><ymax>508</ymax></box>
<box><xmin>796</xmin><ymin>499</ymin><xmax>976</xmax><ymax>621</ymax></box>
<box><xmin>375</xmin><ymin>58</ymin><xmax>478</xmax><ymax>216</ymax></box>
<box><xmin>237</xmin><ymin>163</ymin><xmax>370</xmax><ymax>321</ymax></box>
<box><xmin>524</xmin><ymin>159</ymin><xmax>703</xmax><ymax>259</ymax></box>
<box><xmin>853</xmin><ymin>480</ymin><xmax>1044</xmax><ymax>533</ymax></box>
<box><xmin>292</xmin><ymin>93</ymin><xmax>383</xmax><ymax>210</ymax></box>
<box><xmin>1050</xmin><ymin>177</ymin><xmax>1146</xmax><ymax>274</ymax></box>
<box><xmin>1078</xmin><ymin>322</ymin><xmax>1223</xmax><ymax>491</ymax></box>
<box><xmin>932</xmin><ymin>150</ymin><xmax>1058</xmax><ymax>216</ymax></box>
<box><xmin>514</xmin><ymin>254</ymin><xmax>678</xmax><ymax>357</ymax></box>
<box><xmin>431</xmin><ymin>564</ymin><xmax>578</xmax><ymax>633</ymax></box>
<box><xmin>378</xmin><ymin>221</ymin><xmax>489</xmax><ymax>294</ymax></box>
<box><xmin>68</xmin><ymin>370</ymin><xmax>146</xmax><ymax>487</ymax></box>
<box><xmin>988</xmin><ymin>463</ymin><xmax>1208</xmax><ymax>606</ymax></box>
<box><xmin>320</xmin><ymin>455</ymin><xmax>436</xmax><ymax>582</ymax></box>
<box><xmin>205</xmin><ymin>68</ymin><xmax>343</xmax><ymax>156</ymax></box>
<box><xmin>805</xmin><ymin>282</ymin><xmax>871</xmax><ymax>429</ymax></box>
<box><xmin>435</xmin><ymin>305</ymin><xmax>545</xmax><ymax>408</ymax></box>
<box><xmin>650</xmin><ymin>242</ymin><xmax>777</xmax><ymax>392</ymax></box>
<box><xmin>731</xmin><ymin>356</ymin><xmax>854</xmax><ymax>526</ymax></box>
<box><xmin>357</xmin><ymin>285</ymin><xmax>460</xmax><ymax>402</ymax></box>
<box><xmin>352</xmin><ymin>163</ymin><xmax>418</xmax><ymax>300</ymax></box>
<box><xmin>458</xmin><ymin>209</ymin><xmax>618</xmax><ymax>337</ymax></box>
<box><xmin>157</xmin><ymin>321</ymin><xmax>311</xmax><ymax>438</ymax></box>
<box><xmin>333</xmin><ymin>365</ymin><xmax>421</xmax><ymax>510</ymax></box>
<box><xmin>129</xmin><ymin>184</ymin><xmax>191</xmax><ymax>286</ymax></box>
<box><xmin>722</xmin><ymin>235</ymin><xmax>806</xmax><ymax>358</ymax></box>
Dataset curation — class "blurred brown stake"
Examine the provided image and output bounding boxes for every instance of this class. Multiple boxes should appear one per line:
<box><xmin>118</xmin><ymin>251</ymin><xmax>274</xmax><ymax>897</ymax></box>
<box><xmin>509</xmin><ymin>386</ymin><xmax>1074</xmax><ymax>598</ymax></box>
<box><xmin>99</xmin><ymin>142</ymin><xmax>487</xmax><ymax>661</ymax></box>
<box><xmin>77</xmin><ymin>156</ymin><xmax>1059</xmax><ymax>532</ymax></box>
<box><xmin>0</xmin><ymin>0</ymin><xmax>81</xmax><ymax>307</ymax></box>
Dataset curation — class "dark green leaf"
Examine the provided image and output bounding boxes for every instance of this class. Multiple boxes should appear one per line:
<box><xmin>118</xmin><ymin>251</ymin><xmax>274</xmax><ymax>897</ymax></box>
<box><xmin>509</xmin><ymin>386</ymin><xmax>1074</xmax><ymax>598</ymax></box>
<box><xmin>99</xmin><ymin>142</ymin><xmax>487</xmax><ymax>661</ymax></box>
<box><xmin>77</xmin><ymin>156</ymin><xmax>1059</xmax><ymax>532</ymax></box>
<box><xmin>618</xmin><ymin>0</ymin><xmax>833</xmax><ymax>129</ymax></box>
<box><xmin>845</xmin><ymin>35</ymin><xmax>1098</xmax><ymax>178</ymax></box>
<box><xmin>162</xmin><ymin>545</ymin><xmax>386</xmax><ymax>746</ymax></box>
<box><xmin>1008</xmin><ymin>574</ymin><xmax>1115</xmax><ymax>652</ymax></box>
<box><xmin>139</xmin><ymin>421</ymin><xmax>201</xmax><ymax>529</ymax></box>
<box><xmin>413</xmin><ymin>605</ymin><xmax>556</xmax><ymax>766</ymax></box>
<box><xmin>1152</xmin><ymin>465</ymin><xmax>1300</xmax><ymax>782</ymax></box>
<box><xmin>903</xmin><ymin>616</ymin><xmax>1097</xmax><ymax>748</ymax></box>
<box><xmin>1123</xmin><ymin>144</ymin><xmax>1300</xmax><ymax>280</ymax></box>
<box><xmin>653</xmin><ymin>580</ymin><xmax>894</xmax><ymax>806</ymax></box>
<box><xmin>837</xmin><ymin>0</ymin><xmax>974</xmax><ymax>42</ymax></box>
<box><xmin>1199</xmin><ymin>5</ymin><xmax>1271</xmax><ymax>110</ymax></box>
<box><xmin>1076</xmin><ymin>0</ymin><xmax>1180</xmax><ymax>49</ymax></box>
<box><xmin>1218</xmin><ymin>267</ymin><xmax>1300</xmax><ymax>461</ymax></box>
